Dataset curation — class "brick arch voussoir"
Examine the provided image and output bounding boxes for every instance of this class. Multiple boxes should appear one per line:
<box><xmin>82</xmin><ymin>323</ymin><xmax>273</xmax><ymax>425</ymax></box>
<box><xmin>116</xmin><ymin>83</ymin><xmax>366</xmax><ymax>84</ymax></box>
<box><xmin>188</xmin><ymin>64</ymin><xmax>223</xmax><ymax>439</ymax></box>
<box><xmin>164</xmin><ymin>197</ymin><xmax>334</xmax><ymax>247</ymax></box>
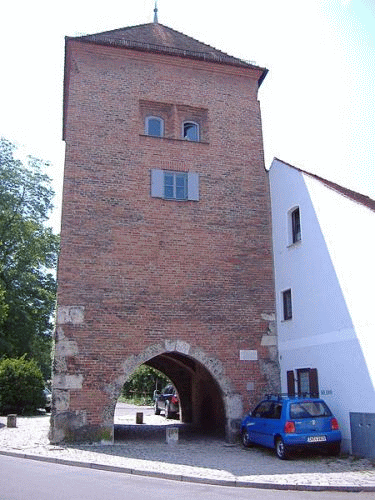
<box><xmin>106</xmin><ymin>339</ymin><xmax>242</xmax><ymax>426</ymax></box>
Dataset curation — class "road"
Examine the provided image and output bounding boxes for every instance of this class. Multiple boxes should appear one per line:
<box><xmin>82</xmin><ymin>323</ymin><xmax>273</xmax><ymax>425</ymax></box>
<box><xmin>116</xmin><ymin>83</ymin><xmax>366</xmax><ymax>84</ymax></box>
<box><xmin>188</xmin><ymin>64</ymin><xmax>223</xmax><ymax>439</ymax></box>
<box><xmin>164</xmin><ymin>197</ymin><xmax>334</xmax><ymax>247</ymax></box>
<box><xmin>114</xmin><ymin>402</ymin><xmax>177</xmax><ymax>425</ymax></box>
<box><xmin>1</xmin><ymin>455</ymin><xmax>372</xmax><ymax>500</ymax></box>
<box><xmin>115</xmin><ymin>402</ymin><xmax>156</xmax><ymax>419</ymax></box>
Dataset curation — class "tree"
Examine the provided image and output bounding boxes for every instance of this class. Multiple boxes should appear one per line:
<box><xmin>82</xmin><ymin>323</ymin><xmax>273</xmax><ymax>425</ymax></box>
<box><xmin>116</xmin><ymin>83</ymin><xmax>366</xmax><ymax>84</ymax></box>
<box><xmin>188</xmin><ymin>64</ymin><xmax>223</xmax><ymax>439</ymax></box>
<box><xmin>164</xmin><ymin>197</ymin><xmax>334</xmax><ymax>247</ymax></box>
<box><xmin>0</xmin><ymin>267</ymin><xmax>8</xmax><ymax>326</ymax></box>
<box><xmin>0</xmin><ymin>138</ymin><xmax>59</xmax><ymax>379</ymax></box>
<box><xmin>122</xmin><ymin>365</ymin><xmax>170</xmax><ymax>403</ymax></box>
<box><xmin>0</xmin><ymin>356</ymin><xmax>45</xmax><ymax>414</ymax></box>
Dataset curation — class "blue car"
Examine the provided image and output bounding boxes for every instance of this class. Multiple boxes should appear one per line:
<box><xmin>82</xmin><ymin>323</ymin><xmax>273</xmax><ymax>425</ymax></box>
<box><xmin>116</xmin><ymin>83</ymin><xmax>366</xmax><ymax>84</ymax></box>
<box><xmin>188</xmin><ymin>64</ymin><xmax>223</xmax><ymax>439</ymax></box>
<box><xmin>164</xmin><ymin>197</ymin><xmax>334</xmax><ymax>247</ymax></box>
<box><xmin>240</xmin><ymin>395</ymin><xmax>342</xmax><ymax>459</ymax></box>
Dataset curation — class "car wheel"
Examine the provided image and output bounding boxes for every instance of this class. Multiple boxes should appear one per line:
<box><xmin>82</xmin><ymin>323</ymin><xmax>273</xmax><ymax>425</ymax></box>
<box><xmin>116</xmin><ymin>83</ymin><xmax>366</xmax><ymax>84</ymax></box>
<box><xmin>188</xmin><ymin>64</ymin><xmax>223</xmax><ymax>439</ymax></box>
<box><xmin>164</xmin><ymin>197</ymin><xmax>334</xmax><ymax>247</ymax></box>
<box><xmin>275</xmin><ymin>437</ymin><xmax>290</xmax><ymax>460</ymax></box>
<box><xmin>154</xmin><ymin>402</ymin><xmax>161</xmax><ymax>415</ymax></box>
<box><xmin>241</xmin><ymin>429</ymin><xmax>252</xmax><ymax>448</ymax></box>
<box><xmin>165</xmin><ymin>402</ymin><xmax>170</xmax><ymax>419</ymax></box>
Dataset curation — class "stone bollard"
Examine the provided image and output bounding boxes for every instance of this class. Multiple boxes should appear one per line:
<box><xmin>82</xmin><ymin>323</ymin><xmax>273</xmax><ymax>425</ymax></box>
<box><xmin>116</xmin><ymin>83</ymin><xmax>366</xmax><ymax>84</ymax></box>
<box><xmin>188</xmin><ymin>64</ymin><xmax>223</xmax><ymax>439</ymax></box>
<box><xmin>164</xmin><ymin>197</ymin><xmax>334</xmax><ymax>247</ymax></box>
<box><xmin>166</xmin><ymin>426</ymin><xmax>179</xmax><ymax>445</ymax></box>
<box><xmin>136</xmin><ymin>412</ymin><xmax>143</xmax><ymax>424</ymax></box>
<box><xmin>7</xmin><ymin>414</ymin><xmax>17</xmax><ymax>428</ymax></box>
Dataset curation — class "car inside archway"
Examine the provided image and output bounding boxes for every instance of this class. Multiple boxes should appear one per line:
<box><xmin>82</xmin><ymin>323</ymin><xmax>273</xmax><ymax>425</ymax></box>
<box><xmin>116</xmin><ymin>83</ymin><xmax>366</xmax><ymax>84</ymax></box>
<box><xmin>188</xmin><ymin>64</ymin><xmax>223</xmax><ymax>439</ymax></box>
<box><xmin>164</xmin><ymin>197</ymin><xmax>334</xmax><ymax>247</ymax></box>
<box><xmin>114</xmin><ymin>352</ymin><xmax>226</xmax><ymax>440</ymax></box>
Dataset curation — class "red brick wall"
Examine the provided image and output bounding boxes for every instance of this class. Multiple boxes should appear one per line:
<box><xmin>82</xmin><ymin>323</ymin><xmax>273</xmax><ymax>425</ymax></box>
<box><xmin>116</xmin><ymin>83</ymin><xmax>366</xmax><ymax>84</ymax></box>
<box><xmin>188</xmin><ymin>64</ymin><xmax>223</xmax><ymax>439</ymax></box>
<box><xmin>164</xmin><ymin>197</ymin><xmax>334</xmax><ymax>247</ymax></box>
<box><xmin>51</xmin><ymin>39</ymin><xmax>278</xmax><ymax>443</ymax></box>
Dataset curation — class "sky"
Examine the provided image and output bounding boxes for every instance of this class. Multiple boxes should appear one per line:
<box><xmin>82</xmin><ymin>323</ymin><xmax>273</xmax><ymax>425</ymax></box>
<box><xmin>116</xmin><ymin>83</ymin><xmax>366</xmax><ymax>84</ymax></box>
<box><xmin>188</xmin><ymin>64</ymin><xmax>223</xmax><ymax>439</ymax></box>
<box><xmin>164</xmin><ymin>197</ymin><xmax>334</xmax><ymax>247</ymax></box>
<box><xmin>1</xmin><ymin>0</ymin><xmax>374</xmax><ymax>232</ymax></box>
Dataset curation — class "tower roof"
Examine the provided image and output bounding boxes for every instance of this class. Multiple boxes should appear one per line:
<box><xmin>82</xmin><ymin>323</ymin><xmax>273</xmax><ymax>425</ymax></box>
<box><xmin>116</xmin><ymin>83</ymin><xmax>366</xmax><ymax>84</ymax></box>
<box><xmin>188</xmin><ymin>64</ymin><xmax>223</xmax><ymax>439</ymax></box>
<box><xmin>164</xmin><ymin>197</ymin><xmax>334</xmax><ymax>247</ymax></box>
<box><xmin>69</xmin><ymin>23</ymin><xmax>267</xmax><ymax>85</ymax></box>
<box><xmin>153</xmin><ymin>0</ymin><xmax>158</xmax><ymax>24</ymax></box>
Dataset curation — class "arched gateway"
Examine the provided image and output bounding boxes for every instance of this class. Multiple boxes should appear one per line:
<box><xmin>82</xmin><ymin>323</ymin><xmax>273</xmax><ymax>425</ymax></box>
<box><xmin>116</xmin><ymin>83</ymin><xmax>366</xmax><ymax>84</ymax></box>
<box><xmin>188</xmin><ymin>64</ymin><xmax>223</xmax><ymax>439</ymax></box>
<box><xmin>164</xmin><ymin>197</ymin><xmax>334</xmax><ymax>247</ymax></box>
<box><xmin>50</xmin><ymin>21</ymin><xmax>280</xmax><ymax>444</ymax></box>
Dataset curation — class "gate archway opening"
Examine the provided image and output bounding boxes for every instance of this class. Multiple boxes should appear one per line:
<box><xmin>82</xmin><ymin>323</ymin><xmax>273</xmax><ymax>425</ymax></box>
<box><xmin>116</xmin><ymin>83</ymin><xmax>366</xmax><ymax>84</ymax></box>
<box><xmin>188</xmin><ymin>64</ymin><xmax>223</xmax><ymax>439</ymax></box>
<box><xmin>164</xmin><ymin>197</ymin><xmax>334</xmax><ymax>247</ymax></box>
<box><xmin>116</xmin><ymin>351</ymin><xmax>226</xmax><ymax>438</ymax></box>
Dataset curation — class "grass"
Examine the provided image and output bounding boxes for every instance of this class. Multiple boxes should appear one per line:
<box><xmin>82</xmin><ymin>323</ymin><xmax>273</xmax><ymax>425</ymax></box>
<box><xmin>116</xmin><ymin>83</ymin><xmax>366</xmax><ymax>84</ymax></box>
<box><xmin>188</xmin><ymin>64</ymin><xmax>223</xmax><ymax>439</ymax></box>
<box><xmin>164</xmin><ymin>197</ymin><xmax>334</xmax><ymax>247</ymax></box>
<box><xmin>118</xmin><ymin>395</ymin><xmax>154</xmax><ymax>406</ymax></box>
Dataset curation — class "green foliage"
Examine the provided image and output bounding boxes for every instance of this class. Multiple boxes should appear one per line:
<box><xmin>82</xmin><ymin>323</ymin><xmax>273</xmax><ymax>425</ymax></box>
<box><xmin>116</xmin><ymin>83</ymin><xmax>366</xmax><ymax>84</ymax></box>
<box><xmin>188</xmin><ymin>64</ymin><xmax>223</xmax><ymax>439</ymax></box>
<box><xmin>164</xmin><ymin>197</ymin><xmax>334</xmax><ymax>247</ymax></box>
<box><xmin>0</xmin><ymin>356</ymin><xmax>45</xmax><ymax>414</ymax></box>
<box><xmin>122</xmin><ymin>365</ymin><xmax>170</xmax><ymax>404</ymax></box>
<box><xmin>0</xmin><ymin>138</ymin><xmax>59</xmax><ymax>379</ymax></box>
<box><xmin>0</xmin><ymin>272</ymin><xmax>8</xmax><ymax>326</ymax></box>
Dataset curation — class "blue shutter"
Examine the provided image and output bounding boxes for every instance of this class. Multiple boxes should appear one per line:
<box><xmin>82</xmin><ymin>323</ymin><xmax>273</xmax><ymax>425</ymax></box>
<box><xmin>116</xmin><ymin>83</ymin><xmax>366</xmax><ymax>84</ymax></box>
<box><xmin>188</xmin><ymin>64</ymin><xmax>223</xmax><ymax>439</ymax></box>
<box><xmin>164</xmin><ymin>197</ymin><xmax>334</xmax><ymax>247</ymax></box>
<box><xmin>151</xmin><ymin>169</ymin><xmax>164</xmax><ymax>198</ymax></box>
<box><xmin>187</xmin><ymin>172</ymin><xmax>199</xmax><ymax>201</ymax></box>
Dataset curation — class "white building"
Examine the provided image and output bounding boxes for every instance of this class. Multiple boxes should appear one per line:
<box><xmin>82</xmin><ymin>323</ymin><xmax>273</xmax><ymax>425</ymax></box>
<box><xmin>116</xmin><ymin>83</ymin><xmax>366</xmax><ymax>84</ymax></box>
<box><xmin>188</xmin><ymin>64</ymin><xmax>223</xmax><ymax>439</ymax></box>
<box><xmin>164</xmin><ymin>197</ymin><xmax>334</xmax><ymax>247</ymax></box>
<box><xmin>269</xmin><ymin>158</ymin><xmax>375</xmax><ymax>455</ymax></box>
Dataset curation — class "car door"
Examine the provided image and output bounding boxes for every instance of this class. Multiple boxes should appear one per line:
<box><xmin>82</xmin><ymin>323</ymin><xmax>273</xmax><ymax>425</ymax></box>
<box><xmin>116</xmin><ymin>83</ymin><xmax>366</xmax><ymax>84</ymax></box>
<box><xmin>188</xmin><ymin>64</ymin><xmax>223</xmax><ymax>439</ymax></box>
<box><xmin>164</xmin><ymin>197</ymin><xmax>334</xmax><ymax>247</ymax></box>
<box><xmin>246</xmin><ymin>401</ymin><xmax>274</xmax><ymax>446</ymax></box>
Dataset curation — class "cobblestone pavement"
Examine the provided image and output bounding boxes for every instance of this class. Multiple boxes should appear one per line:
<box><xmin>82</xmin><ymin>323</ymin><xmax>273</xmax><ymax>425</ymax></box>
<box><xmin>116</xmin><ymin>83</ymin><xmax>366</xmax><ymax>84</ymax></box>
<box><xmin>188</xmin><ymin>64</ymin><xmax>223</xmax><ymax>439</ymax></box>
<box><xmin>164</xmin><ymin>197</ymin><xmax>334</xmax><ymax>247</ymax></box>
<box><xmin>1</xmin><ymin>411</ymin><xmax>375</xmax><ymax>491</ymax></box>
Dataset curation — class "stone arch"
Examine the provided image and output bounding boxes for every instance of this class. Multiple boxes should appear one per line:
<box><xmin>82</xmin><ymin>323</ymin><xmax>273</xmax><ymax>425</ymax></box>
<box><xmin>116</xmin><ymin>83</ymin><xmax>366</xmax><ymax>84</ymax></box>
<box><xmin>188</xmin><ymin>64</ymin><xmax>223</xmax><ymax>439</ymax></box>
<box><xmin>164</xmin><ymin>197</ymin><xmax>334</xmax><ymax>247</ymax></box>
<box><xmin>108</xmin><ymin>339</ymin><xmax>243</xmax><ymax>441</ymax></box>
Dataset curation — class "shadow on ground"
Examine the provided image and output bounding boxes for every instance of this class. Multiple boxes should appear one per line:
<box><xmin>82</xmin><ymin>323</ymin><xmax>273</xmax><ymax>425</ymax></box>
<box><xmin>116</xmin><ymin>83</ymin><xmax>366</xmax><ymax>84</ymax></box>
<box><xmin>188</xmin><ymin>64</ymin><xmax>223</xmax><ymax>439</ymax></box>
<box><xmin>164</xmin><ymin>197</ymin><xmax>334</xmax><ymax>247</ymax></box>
<box><xmin>65</xmin><ymin>422</ymin><xmax>375</xmax><ymax>479</ymax></box>
<box><xmin>114</xmin><ymin>422</ymin><xmax>217</xmax><ymax>441</ymax></box>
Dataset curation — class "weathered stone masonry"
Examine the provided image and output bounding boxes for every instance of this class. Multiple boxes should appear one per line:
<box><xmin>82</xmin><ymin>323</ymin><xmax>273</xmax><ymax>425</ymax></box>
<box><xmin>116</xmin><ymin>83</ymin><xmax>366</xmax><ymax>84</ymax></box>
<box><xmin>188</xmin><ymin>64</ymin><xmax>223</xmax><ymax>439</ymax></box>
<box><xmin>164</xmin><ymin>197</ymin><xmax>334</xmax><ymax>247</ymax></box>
<box><xmin>49</xmin><ymin>23</ymin><xmax>280</xmax><ymax>444</ymax></box>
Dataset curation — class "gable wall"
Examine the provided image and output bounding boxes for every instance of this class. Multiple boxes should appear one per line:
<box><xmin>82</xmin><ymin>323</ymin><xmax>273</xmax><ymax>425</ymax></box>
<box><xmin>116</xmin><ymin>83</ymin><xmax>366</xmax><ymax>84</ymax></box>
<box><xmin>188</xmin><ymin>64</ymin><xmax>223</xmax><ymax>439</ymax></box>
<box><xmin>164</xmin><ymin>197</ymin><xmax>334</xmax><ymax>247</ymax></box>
<box><xmin>269</xmin><ymin>159</ymin><xmax>375</xmax><ymax>453</ymax></box>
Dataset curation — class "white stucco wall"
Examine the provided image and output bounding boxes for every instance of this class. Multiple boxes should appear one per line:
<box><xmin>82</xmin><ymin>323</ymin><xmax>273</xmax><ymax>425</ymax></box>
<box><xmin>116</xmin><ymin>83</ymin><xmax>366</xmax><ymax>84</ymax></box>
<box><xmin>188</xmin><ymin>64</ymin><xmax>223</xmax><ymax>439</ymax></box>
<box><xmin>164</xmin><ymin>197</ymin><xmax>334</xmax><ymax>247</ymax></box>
<box><xmin>269</xmin><ymin>158</ymin><xmax>375</xmax><ymax>452</ymax></box>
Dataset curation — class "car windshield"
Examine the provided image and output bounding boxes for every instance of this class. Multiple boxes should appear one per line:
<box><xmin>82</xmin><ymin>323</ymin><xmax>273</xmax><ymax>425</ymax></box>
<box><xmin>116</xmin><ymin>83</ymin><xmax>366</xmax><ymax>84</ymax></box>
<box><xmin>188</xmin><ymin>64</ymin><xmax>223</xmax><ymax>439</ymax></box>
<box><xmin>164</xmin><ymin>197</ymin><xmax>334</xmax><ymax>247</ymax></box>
<box><xmin>290</xmin><ymin>401</ymin><xmax>332</xmax><ymax>419</ymax></box>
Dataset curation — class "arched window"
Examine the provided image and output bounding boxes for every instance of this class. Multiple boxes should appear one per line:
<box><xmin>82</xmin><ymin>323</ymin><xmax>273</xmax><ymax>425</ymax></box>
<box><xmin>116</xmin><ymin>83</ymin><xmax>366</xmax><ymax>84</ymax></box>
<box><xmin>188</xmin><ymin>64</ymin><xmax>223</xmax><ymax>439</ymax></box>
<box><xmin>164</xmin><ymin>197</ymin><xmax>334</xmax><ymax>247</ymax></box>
<box><xmin>145</xmin><ymin>116</ymin><xmax>164</xmax><ymax>137</ymax></box>
<box><xmin>183</xmin><ymin>121</ymin><xmax>199</xmax><ymax>141</ymax></box>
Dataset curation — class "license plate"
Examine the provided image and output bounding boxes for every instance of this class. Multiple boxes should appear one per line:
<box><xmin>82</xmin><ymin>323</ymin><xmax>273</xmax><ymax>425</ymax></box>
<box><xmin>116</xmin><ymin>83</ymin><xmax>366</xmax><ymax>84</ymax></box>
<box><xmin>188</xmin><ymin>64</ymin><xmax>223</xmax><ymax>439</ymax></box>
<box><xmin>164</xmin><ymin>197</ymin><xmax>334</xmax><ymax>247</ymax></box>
<box><xmin>307</xmin><ymin>435</ymin><xmax>327</xmax><ymax>443</ymax></box>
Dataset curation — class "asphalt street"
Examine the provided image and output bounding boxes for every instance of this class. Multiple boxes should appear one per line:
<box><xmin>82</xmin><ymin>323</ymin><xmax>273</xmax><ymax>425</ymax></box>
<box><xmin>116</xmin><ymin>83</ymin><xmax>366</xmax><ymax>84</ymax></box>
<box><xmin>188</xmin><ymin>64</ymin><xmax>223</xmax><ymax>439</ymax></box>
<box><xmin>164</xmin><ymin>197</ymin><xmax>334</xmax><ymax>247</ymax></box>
<box><xmin>1</xmin><ymin>405</ymin><xmax>375</xmax><ymax>493</ymax></box>
<box><xmin>1</xmin><ymin>454</ymin><xmax>374</xmax><ymax>500</ymax></box>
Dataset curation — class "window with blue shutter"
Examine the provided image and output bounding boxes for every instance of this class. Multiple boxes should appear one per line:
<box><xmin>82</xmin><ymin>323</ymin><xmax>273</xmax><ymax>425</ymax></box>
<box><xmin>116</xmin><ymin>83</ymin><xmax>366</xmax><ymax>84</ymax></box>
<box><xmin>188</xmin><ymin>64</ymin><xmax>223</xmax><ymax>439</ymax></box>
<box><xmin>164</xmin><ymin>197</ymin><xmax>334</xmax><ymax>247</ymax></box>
<box><xmin>151</xmin><ymin>169</ymin><xmax>199</xmax><ymax>201</ymax></box>
<box><xmin>151</xmin><ymin>169</ymin><xmax>164</xmax><ymax>198</ymax></box>
<box><xmin>164</xmin><ymin>172</ymin><xmax>187</xmax><ymax>200</ymax></box>
<box><xmin>187</xmin><ymin>172</ymin><xmax>199</xmax><ymax>201</ymax></box>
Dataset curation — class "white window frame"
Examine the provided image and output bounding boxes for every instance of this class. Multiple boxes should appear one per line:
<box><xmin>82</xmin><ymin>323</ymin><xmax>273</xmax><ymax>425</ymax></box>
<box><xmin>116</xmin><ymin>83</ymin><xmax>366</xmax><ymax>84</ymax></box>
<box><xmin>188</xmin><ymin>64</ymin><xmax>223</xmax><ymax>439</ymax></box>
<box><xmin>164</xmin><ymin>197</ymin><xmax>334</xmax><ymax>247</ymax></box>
<box><xmin>145</xmin><ymin>116</ymin><xmax>164</xmax><ymax>137</ymax></box>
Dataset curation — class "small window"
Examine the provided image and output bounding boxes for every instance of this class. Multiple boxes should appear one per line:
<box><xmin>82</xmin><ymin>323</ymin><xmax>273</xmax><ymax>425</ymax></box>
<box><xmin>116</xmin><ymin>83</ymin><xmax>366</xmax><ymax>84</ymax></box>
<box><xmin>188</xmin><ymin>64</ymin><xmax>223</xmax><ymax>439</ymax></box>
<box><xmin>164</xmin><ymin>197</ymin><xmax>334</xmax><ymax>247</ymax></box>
<box><xmin>291</xmin><ymin>208</ymin><xmax>301</xmax><ymax>243</ymax></box>
<box><xmin>151</xmin><ymin>169</ymin><xmax>199</xmax><ymax>201</ymax></box>
<box><xmin>297</xmin><ymin>369</ymin><xmax>310</xmax><ymax>395</ymax></box>
<box><xmin>145</xmin><ymin>116</ymin><xmax>164</xmax><ymax>137</ymax></box>
<box><xmin>183</xmin><ymin>121</ymin><xmax>199</xmax><ymax>141</ymax></box>
<box><xmin>297</xmin><ymin>368</ymin><xmax>319</xmax><ymax>397</ymax></box>
<box><xmin>288</xmin><ymin>368</ymin><xmax>320</xmax><ymax>398</ymax></box>
<box><xmin>164</xmin><ymin>172</ymin><xmax>188</xmax><ymax>200</ymax></box>
<box><xmin>282</xmin><ymin>289</ymin><xmax>292</xmax><ymax>320</ymax></box>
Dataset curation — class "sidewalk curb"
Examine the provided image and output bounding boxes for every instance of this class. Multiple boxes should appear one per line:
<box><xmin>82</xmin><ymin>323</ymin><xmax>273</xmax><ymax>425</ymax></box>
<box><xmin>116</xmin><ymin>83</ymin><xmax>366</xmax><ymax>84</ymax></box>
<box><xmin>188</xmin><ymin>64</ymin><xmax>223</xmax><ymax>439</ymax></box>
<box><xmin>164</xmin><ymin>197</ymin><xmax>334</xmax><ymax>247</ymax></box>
<box><xmin>1</xmin><ymin>450</ymin><xmax>375</xmax><ymax>492</ymax></box>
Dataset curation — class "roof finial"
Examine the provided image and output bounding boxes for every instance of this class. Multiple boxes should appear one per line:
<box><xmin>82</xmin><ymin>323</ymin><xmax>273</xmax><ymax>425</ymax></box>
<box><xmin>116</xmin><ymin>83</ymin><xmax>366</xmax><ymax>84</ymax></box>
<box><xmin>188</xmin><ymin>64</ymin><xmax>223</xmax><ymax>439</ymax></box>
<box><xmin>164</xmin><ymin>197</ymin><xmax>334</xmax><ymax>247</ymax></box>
<box><xmin>153</xmin><ymin>0</ymin><xmax>159</xmax><ymax>23</ymax></box>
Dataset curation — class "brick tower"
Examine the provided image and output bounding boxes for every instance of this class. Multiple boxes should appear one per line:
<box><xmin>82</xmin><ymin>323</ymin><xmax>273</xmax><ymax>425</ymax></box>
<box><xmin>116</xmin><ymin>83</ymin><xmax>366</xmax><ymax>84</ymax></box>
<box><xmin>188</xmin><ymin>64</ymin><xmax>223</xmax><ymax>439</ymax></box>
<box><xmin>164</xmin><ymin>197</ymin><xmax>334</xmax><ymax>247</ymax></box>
<box><xmin>50</xmin><ymin>20</ymin><xmax>279</xmax><ymax>444</ymax></box>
